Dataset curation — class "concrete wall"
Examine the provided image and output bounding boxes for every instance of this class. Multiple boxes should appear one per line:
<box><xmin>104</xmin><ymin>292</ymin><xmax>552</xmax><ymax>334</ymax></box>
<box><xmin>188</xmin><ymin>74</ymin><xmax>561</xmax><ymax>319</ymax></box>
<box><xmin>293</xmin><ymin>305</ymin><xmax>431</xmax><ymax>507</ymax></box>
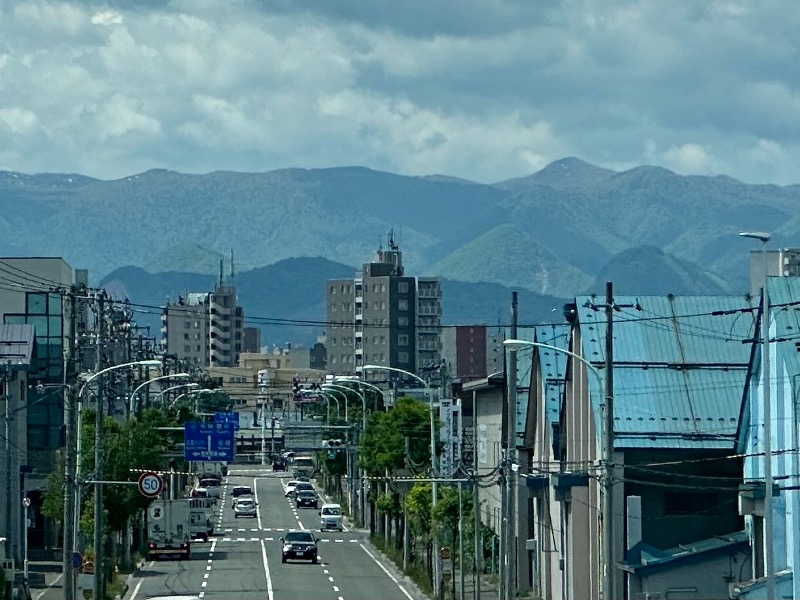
<box><xmin>631</xmin><ymin>551</ymin><xmax>745</xmax><ymax>600</ymax></box>
<box><xmin>474</xmin><ymin>386</ymin><xmax>504</xmax><ymax>535</ymax></box>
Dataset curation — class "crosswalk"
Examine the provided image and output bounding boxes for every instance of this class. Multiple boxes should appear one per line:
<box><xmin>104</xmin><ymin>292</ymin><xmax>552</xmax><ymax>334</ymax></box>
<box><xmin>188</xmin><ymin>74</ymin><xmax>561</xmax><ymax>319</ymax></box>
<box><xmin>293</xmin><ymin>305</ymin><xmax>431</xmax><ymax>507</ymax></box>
<box><xmin>205</xmin><ymin>536</ymin><xmax>359</xmax><ymax>543</ymax></box>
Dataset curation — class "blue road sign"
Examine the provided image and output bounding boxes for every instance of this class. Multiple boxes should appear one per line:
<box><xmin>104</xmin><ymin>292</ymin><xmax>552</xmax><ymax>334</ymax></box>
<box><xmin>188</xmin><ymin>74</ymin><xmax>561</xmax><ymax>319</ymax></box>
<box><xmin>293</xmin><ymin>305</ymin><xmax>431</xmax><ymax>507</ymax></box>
<box><xmin>215</xmin><ymin>411</ymin><xmax>240</xmax><ymax>431</ymax></box>
<box><xmin>72</xmin><ymin>551</ymin><xmax>83</xmax><ymax>570</ymax></box>
<box><xmin>184</xmin><ymin>421</ymin><xmax>235</xmax><ymax>461</ymax></box>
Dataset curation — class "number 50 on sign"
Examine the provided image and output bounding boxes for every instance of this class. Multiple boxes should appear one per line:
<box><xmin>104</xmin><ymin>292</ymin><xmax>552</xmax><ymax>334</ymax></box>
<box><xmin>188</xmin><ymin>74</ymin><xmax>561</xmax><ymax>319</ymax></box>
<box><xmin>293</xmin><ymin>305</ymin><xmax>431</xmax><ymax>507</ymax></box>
<box><xmin>138</xmin><ymin>471</ymin><xmax>164</xmax><ymax>498</ymax></box>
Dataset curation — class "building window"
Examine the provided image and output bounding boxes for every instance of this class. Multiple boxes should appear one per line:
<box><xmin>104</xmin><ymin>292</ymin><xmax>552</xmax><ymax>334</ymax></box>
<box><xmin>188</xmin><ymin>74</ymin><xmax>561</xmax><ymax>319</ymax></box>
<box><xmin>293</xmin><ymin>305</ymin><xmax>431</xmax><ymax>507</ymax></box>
<box><xmin>380</xmin><ymin>336</ymin><xmax>385</xmax><ymax>345</ymax></box>
<box><xmin>184</xmin><ymin>333</ymin><xmax>190</xmax><ymax>340</ymax></box>
<box><xmin>194</xmin><ymin>320</ymin><xmax>201</xmax><ymax>328</ymax></box>
<box><xmin>196</xmin><ymin>345</ymin><xmax>202</xmax><ymax>351</ymax></box>
<box><xmin>330</xmin><ymin>286</ymin><xmax>336</xmax><ymax>295</ymax></box>
<box><xmin>398</xmin><ymin>334</ymin><xmax>409</xmax><ymax>346</ymax></box>
<box><xmin>330</xmin><ymin>304</ymin><xmax>337</xmax><ymax>312</ymax></box>
<box><xmin>398</xmin><ymin>281</ymin><xmax>409</xmax><ymax>293</ymax></box>
<box><xmin>331</xmin><ymin>338</ymin><xmax>337</xmax><ymax>346</ymax></box>
<box><xmin>398</xmin><ymin>317</ymin><xmax>409</xmax><ymax>327</ymax></box>
<box><xmin>184</xmin><ymin>345</ymin><xmax>191</xmax><ymax>352</ymax></box>
<box><xmin>331</xmin><ymin>356</ymin><xmax>337</xmax><ymax>364</ymax></box>
<box><xmin>380</xmin><ymin>353</ymin><xmax>385</xmax><ymax>361</ymax></box>
<box><xmin>398</xmin><ymin>352</ymin><xmax>409</xmax><ymax>363</ymax></box>
<box><xmin>381</xmin><ymin>283</ymin><xmax>386</xmax><ymax>292</ymax></box>
<box><xmin>184</xmin><ymin>321</ymin><xmax>191</xmax><ymax>329</ymax></box>
<box><xmin>398</xmin><ymin>300</ymin><xmax>408</xmax><ymax>311</ymax></box>
<box><xmin>380</xmin><ymin>301</ymin><xmax>386</xmax><ymax>310</ymax></box>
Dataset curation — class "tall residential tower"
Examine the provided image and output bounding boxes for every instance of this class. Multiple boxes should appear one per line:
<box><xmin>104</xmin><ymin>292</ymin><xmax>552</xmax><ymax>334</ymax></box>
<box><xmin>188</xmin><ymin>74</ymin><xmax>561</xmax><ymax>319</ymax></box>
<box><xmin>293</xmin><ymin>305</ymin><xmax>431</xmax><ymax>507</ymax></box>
<box><xmin>326</xmin><ymin>235</ymin><xmax>442</xmax><ymax>376</ymax></box>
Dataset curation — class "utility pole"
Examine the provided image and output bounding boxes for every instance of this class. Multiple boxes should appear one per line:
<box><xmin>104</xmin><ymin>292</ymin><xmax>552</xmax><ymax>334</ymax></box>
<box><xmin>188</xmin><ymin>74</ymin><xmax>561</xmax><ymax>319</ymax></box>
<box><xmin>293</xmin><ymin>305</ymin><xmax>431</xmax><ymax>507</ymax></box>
<box><xmin>473</xmin><ymin>398</ymin><xmax>481</xmax><ymax>600</ymax></box>
<box><xmin>505</xmin><ymin>291</ymin><xmax>518</xmax><ymax>600</ymax></box>
<box><xmin>3</xmin><ymin>368</ymin><xmax>11</xmax><ymax>566</ymax></box>
<box><xmin>62</xmin><ymin>288</ymin><xmax>78</xmax><ymax>600</ymax></box>
<box><xmin>93</xmin><ymin>292</ymin><xmax>106</xmax><ymax>600</ymax></box>
<box><xmin>602</xmin><ymin>281</ymin><xmax>615</xmax><ymax>600</ymax></box>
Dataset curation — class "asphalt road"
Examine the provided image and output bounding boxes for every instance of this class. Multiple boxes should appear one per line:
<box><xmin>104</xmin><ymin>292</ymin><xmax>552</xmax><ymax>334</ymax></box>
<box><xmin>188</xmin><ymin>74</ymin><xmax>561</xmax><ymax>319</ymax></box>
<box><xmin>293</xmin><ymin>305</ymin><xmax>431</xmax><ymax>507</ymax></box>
<box><xmin>129</xmin><ymin>465</ymin><xmax>419</xmax><ymax>600</ymax></box>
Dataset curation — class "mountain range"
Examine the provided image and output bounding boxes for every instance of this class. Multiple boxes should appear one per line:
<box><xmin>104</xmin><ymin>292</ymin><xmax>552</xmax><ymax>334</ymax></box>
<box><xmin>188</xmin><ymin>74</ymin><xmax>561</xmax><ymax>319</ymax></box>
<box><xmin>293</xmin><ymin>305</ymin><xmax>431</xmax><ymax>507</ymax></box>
<box><xmin>3</xmin><ymin>157</ymin><xmax>797</xmax><ymax>344</ymax></box>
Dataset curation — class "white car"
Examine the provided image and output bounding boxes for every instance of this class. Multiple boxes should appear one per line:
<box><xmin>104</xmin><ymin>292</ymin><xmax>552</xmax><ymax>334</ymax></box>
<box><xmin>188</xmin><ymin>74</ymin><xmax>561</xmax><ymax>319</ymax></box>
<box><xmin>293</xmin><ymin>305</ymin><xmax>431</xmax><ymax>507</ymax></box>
<box><xmin>199</xmin><ymin>478</ymin><xmax>222</xmax><ymax>499</ymax></box>
<box><xmin>284</xmin><ymin>481</ymin><xmax>298</xmax><ymax>497</ymax></box>
<box><xmin>319</xmin><ymin>503</ymin><xmax>344</xmax><ymax>532</ymax></box>
<box><xmin>234</xmin><ymin>498</ymin><xmax>257</xmax><ymax>518</ymax></box>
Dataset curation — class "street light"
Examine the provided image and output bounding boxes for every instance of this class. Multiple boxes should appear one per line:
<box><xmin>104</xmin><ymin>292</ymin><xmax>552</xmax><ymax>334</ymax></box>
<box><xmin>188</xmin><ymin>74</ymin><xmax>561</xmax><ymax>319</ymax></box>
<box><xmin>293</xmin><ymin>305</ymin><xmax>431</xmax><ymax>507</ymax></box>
<box><xmin>326</xmin><ymin>382</ymin><xmax>367</xmax><ymax>432</ymax></box>
<box><xmin>128</xmin><ymin>372</ymin><xmax>191</xmax><ymax>415</ymax></box>
<box><xmin>152</xmin><ymin>382</ymin><xmax>200</xmax><ymax>406</ymax></box>
<box><xmin>503</xmin><ymin>339</ymin><xmax>607</xmax><ymax>598</ymax></box>
<box><xmin>73</xmin><ymin>359</ymin><xmax>161</xmax><ymax>585</ymax></box>
<box><xmin>335</xmin><ymin>377</ymin><xmax>387</xmax><ymax>412</ymax></box>
<box><xmin>362</xmin><ymin>364</ymin><xmax>440</xmax><ymax>598</ymax></box>
<box><xmin>322</xmin><ymin>385</ymin><xmax>349</xmax><ymax>421</ymax></box>
<box><xmin>319</xmin><ymin>390</ymin><xmax>340</xmax><ymax>420</ymax></box>
<box><xmin>740</xmin><ymin>230</ymin><xmax>773</xmax><ymax>600</ymax></box>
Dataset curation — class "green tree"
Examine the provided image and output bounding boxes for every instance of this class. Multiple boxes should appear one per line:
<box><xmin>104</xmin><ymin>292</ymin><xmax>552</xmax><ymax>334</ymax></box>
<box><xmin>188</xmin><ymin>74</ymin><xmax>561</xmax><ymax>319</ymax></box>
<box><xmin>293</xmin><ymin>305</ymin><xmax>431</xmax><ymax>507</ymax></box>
<box><xmin>359</xmin><ymin>397</ymin><xmax>433</xmax><ymax>476</ymax></box>
<box><xmin>42</xmin><ymin>450</ymin><xmax>66</xmax><ymax>523</ymax></box>
<box><xmin>406</xmin><ymin>483</ymin><xmax>433</xmax><ymax>539</ymax></box>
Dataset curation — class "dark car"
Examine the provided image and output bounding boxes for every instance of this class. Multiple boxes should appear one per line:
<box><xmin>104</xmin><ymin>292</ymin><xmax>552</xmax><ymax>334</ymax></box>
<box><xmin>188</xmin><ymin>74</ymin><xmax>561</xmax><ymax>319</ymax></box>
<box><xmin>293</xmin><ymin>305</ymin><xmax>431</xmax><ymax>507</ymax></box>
<box><xmin>281</xmin><ymin>530</ymin><xmax>318</xmax><ymax>563</ymax></box>
<box><xmin>295</xmin><ymin>490</ymin><xmax>318</xmax><ymax>509</ymax></box>
<box><xmin>272</xmin><ymin>458</ymin><xmax>287</xmax><ymax>472</ymax></box>
<box><xmin>295</xmin><ymin>481</ymin><xmax>315</xmax><ymax>494</ymax></box>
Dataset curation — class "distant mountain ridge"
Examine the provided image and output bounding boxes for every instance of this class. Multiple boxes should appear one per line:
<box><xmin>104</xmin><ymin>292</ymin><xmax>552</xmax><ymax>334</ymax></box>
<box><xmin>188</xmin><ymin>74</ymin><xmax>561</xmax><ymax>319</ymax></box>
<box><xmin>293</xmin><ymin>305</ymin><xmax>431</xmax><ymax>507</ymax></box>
<box><xmin>3</xmin><ymin>157</ymin><xmax>799</xmax><ymax>302</ymax></box>
<box><xmin>101</xmin><ymin>258</ymin><xmax>566</xmax><ymax>346</ymax></box>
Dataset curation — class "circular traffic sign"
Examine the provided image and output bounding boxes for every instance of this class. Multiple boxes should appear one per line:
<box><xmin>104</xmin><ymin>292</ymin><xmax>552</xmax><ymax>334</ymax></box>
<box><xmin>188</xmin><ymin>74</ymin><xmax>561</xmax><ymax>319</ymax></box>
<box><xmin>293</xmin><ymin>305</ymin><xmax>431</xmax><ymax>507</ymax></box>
<box><xmin>138</xmin><ymin>471</ymin><xmax>164</xmax><ymax>498</ymax></box>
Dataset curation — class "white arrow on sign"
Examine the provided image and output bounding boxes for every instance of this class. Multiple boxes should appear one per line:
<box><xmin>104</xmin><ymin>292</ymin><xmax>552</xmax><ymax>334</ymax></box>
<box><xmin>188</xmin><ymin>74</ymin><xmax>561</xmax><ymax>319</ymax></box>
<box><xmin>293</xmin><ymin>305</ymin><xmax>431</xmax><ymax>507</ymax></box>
<box><xmin>207</xmin><ymin>434</ymin><xmax>212</xmax><ymax>456</ymax></box>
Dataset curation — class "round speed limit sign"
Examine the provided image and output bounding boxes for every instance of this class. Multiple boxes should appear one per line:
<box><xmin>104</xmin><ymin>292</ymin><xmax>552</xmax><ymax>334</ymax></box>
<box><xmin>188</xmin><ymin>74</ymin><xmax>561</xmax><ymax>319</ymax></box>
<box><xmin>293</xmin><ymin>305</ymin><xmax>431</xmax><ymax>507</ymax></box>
<box><xmin>138</xmin><ymin>471</ymin><xmax>164</xmax><ymax>498</ymax></box>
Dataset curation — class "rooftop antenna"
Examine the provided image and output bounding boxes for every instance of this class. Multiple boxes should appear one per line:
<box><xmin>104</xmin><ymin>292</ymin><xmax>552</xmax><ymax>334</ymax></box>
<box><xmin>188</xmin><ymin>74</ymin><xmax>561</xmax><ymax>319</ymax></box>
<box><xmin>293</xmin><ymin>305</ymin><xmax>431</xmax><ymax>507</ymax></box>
<box><xmin>218</xmin><ymin>259</ymin><xmax>223</xmax><ymax>288</ymax></box>
<box><xmin>230</xmin><ymin>249</ymin><xmax>235</xmax><ymax>283</ymax></box>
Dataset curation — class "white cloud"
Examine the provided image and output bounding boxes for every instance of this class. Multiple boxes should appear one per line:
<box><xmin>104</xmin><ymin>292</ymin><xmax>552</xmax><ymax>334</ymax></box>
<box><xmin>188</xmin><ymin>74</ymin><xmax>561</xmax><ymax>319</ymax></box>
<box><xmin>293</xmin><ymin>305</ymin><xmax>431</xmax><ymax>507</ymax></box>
<box><xmin>0</xmin><ymin>0</ymin><xmax>799</xmax><ymax>183</ymax></box>
<box><xmin>663</xmin><ymin>143</ymin><xmax>716</xmax><ymax>176</ymax></box>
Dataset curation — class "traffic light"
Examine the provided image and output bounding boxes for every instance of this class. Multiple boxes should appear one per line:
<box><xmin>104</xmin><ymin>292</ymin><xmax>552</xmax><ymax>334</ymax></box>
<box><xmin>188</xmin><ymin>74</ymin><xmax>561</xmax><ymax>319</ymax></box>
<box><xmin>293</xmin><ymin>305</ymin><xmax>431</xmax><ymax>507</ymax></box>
<box><xmin>321</xmin><ymin>439</ymin><xmax>343</xmax><ymax>449</ymax></box>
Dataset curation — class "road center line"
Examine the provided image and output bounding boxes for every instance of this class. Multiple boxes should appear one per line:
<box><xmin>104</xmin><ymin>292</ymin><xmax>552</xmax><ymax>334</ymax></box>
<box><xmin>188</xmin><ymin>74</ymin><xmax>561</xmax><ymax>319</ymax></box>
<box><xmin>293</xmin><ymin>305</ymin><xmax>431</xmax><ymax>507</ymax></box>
<box><xmin>260</xmin><ymin>539</ymin><xmax>275</xmax><ymax>600</ymax></box>
<box><xmin>359</xmin><ymin>543</ymin><xmax>415</xmax><ymax>600</ymax></box>
<box><xmin>127</xmin><ymin>579</ymin><xmax>143</xmax><ymax>600</ymax></box>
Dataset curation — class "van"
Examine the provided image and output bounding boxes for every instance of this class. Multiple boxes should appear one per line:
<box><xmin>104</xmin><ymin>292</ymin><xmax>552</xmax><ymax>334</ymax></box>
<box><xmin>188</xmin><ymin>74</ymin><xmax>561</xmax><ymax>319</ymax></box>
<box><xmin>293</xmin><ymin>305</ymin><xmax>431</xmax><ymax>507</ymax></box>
<box><xmin>319</xmin><ymin>503</ymin><xmax>343</xmax><ymax>532</ymax></box>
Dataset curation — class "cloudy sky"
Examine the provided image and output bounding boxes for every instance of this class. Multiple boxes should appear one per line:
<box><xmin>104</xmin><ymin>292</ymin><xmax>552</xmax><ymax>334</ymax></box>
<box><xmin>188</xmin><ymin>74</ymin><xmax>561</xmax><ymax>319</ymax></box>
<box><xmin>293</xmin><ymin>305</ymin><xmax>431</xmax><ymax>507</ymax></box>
<box><xmin>0</xmin><ymin>0</ymin><xmax>798</xmax><ymax>184</ymax></box>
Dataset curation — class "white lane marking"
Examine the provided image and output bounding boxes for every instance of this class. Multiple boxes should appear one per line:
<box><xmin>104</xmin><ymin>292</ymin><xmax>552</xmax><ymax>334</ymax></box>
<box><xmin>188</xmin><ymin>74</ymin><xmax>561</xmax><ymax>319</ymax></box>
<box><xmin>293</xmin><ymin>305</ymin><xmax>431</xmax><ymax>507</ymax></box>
<box><xmin>254</xmin><ymin>475</ymin><xmax>264</xmax><ymax>529</ymax></box>
<box><xmin>328</xmin><ymin>576</ymin><xmax>334</xmax><ymax>582</ymax></box>
<box><xmin>201</xmin><ymin>581</ymin><xmax>207</xmax><ymax>588</ymax></box>
<box><xmin>298</xmin><ymin>520</ymin><xmax>304</xmax><ymax>529</ymax></box>
<box><xmin>333</xmin><ymin>585</ymin><xmax>339</xmax><ymax>592</ymax></box>
<box><xmin>127</xmin><ymin>580</ymin><xmax>143</xmax><ymax>600</ymax></box>
<box><xmin>338</xmin><ymin>597</ymin><xmax>344</xmax><ymax>600</ymax></box>
<box><xmin>148</xmin><ymin>560</ymin><xmax>154</xmax><ymax>567</ymax></box>
<box><xmin>204</xmin><ymin>573</ymin><xmax>210</xmax><ymax>579</ymax></box>
<box><xmin>323</xmin><ymin>569</ymin><xmax>329</xmax><ymax>574</ymax></box>
<box><xmin>199</xmin><ymin>593</ymin><xmax>205</xmax><ymax>599</ymax></box>
<box><xmin>260</xmin><ymin>539</ymin><xmax>275</xmax><ymax>600</ymax></box>
<box><xmin>359</xmin><ymin>543</ymin><xmax>415</xmax><ymax>600</ymax></box>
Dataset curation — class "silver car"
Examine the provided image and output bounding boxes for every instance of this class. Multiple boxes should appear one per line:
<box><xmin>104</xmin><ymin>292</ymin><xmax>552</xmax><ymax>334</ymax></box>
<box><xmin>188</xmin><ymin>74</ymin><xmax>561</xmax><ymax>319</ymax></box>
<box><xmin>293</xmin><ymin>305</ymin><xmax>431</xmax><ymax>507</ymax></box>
<box><xmin>234</xmin><ymin>498</ymin><xmax>257</xmax><ymax>518</ymax></box>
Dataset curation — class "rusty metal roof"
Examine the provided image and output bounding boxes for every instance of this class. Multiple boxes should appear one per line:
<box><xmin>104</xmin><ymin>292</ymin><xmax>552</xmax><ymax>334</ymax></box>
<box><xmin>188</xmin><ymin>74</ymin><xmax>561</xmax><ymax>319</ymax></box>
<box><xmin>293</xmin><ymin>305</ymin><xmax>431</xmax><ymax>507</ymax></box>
<box><xmin>575</xmin><ymin>294</ymin><xmax>757</xmax><ymax>450</ymax></box>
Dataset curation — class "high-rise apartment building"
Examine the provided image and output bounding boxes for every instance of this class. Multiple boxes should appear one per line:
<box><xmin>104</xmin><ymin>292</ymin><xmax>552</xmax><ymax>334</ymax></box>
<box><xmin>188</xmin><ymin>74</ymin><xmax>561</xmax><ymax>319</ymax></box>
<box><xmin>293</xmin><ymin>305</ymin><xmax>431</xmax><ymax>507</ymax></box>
<box><xmin>162</xmin><ymin>281</ymin><xmax>244</xmax><ymax>367</ymax></box>
<box><xmin>326</xmin><ymin>236</ymin><xmax>442</xmax><ymax>376</ymax></box>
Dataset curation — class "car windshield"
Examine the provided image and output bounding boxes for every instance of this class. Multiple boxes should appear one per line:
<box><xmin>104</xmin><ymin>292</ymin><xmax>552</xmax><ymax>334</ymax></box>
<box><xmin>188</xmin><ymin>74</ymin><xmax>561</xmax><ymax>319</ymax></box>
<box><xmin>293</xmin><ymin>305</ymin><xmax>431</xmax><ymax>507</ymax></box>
<box><xmin>233</xmin><ymin>487</ymin><xmax>252</xmax><ymax>496</ymax></box>
<box><xmin>200</xmin><ymin>479</ymin><xmax>220</xmax><ymax>487</ymax></box>
<box><xmin>285</xmin><ymin>531</ymin><xmax>314</xmax><ymax>543</ymax></box>
<box><xmin>297</xmin><ymin>490</ymin><xmax>315</xmax><ymax>497</ymax></box>
<box><xmin>296</xmin><ymin>483</ymin><xmax>314</xmax><ymax>491</ymax></box>
<box><xmin>286</xmin><ymin>481</ymin><xmax>298</xmax><ymax>487</ymax></box>
<box><xmin>322</xmin><ymin>507</ymin><xmax>341</xmax><ymax>515</ymax></box>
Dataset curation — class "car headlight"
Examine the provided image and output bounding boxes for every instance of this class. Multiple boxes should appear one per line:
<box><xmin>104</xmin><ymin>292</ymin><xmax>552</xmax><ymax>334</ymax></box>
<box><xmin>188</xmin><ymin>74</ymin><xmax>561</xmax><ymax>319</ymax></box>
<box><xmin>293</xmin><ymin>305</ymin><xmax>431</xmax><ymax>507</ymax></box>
<box><xmin>283</xmin><ymin>544</ymin><xmax>291</xmax><ymax>551</ymax></box>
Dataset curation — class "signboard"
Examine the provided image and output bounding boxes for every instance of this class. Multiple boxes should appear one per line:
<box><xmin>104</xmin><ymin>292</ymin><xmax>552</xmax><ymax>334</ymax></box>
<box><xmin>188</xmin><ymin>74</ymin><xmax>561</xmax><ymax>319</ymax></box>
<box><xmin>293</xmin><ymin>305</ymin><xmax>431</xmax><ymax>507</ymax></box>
<box><xmin>72</xmin><ymin>552</ymin><xmax>83</xmax><ymax>570</ymax></box>
<box><xmin>184</xmin><ymin>421</ymin><xmax>235</xmax><ymax>461</ymax></box>
<box><xmin>215</xmin><ymin>411</ymin><xmax>240</xmax><ymax>431</ymax></box>
<box><xmin>478</xmin><ymin>424</ymin><xmax>488</xmax><ymax>465</ymax></box>
<box><xmin>138</xmin><ymin>471</ymin><xmax>164</xmax><ymax>498</ymax></box>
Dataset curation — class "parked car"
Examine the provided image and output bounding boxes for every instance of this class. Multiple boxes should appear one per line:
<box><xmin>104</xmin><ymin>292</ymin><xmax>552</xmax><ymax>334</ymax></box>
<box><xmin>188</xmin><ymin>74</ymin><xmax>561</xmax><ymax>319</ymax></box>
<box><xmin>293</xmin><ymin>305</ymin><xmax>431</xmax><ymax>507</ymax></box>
<box><xmin>281</xmin><ymin>530</ymin><xmax>318</xmax><ymax>563</ymax></box>
<box><xmin>272</xmin><ymin>458</ymin><xmax>287</xmax><ymax>472</ymax></box>
<box><xmin>295</xmin><ymin>490</ymin><xmax>318</xmax><ymax>509</ymax></box>
<box><xmin>234</xmin><ymin>498</ymin><xmax>257</xmax><ymax>518</ymax></box>
<box><xmin>319</xmin><ymin>503</ymin><xmax>343</xmax><ymax>532</ymax></box>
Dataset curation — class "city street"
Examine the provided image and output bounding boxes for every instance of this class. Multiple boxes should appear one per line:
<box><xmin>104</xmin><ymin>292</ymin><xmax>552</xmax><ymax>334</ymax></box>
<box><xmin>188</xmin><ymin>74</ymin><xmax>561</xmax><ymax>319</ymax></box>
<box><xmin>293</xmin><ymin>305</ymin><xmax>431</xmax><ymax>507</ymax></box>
<box><xmin>128</xmin><ymin>466</ymin><xmax>418</xmax><ymax>600</ymax></box>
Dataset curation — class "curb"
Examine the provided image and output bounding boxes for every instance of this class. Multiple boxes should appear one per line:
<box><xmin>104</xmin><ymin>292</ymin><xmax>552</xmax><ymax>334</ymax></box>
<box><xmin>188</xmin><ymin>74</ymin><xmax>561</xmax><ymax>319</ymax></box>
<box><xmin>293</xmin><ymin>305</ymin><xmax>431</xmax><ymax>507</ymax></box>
<box><xmin>118</xmin><ymin>559</ymin><xmax>145</xmax><ymax>600</ymax></box>
<box><xmin>363</xmin><ymin>537</ymin><xmax>431</xmax><ymax>600</ymax></box>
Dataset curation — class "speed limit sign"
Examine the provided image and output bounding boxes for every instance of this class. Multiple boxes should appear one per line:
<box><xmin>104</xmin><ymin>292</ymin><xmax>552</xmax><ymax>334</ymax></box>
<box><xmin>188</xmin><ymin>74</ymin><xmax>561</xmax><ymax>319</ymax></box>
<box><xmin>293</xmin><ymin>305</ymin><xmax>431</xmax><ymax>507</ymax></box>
<box><xmin>138</xmin><ymin>471</ymin><xmax>164</xmax><ymax>498</ymax></box>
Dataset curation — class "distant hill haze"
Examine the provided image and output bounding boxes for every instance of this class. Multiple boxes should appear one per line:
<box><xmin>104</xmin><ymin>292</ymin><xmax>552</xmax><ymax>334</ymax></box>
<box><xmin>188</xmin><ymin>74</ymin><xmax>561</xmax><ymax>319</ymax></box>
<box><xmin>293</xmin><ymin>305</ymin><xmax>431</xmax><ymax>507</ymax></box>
<box><xmin>3</xmin><ymin>157</ymin><xmax>795</xmax><ymax>303</ymax></box>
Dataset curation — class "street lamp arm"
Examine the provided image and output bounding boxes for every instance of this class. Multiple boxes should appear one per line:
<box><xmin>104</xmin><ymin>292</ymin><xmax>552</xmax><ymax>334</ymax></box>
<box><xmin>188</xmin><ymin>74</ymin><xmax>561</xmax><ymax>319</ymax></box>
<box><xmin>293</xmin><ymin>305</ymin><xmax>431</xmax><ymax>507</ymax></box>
<box><xmin>363</xmin><ymin>364</ymin><xmax>428</xmax><ymax>388</ymax></box>
<box><xmin>503</xmin><ymin>339</ymin><xmax>605</xmax><ymax>389</ymax></box>
<box><xmin>129</xmin><ymin>372</ymin><xmax>191</xmax><ymax>415</ymax></box>
<box><xmin>78</xmin><ymin>359</ymin><xmax>161</xmax><ymax>399</ymax></box>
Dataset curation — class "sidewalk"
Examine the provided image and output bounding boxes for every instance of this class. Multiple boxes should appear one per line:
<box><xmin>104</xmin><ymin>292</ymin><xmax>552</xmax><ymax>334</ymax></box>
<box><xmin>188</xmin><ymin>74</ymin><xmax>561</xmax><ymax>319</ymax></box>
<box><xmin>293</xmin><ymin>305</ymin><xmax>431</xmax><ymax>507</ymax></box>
<box><xmin>24</xmin><ymin>561</ymin><xmax>63</xmax><ymax>600</ymax></box>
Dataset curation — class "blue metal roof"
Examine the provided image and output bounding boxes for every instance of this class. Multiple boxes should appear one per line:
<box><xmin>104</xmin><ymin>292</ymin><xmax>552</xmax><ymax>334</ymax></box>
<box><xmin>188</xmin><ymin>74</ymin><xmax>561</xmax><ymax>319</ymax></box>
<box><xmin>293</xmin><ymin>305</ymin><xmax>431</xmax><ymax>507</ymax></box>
<box><xmin>508</xmin><ymin>324</ymin><xmax>571</xmax><ymax>445</ymax></box>
<box><xmin>576</xmin><ymin>294</ymin><xmax>757</xmax><ymax>450</ymax></box>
